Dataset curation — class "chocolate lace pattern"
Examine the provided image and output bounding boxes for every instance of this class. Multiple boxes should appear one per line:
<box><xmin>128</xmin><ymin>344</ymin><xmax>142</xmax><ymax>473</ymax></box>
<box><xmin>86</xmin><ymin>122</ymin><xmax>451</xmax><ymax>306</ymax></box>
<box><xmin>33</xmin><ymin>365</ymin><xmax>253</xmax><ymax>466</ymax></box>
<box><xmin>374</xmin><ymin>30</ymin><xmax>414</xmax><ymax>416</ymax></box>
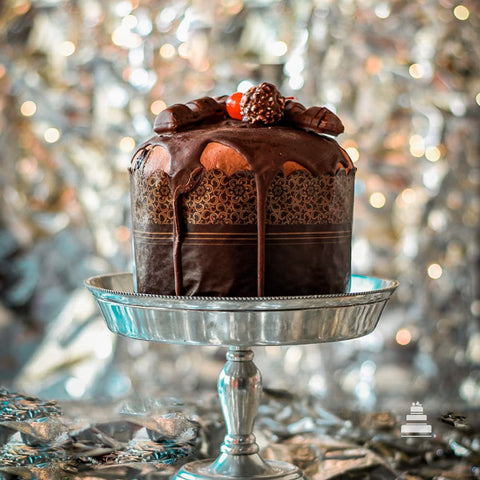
<box><xmin>183</xmin><ymin>170</ymin><xmax>257</xmax><ymax>224</ymax></box>
<box><xmin>132</xmin><ymin>170</ymin><xmax>173</xmax><ymax>224</ymax></box>
<box><xmin>266</xmin><ymin>170</ymin><xmax>353</xmax><ymax>225</ymax></box>
<box><xmin>133</xmin><ymin>169</ymin><xmax>354</xmax><ymax>226</ymax></box>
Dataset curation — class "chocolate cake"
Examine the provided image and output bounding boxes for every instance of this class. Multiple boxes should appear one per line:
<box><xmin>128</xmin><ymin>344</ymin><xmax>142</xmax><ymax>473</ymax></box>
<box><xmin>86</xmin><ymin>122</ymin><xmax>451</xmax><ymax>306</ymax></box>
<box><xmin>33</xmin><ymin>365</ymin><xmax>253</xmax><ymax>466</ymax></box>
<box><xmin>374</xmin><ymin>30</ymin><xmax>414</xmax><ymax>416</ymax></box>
<box><xmin>130</xmin><ymin>83</ymin><xmax>355</xmax><ymax>297</ymax></box>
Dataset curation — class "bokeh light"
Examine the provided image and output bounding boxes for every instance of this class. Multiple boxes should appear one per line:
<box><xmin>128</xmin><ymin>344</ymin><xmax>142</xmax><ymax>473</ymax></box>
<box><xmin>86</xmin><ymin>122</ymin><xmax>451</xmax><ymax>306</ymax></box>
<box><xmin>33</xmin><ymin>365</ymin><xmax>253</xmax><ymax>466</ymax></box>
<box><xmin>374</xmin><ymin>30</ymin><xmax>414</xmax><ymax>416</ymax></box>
<box><xmin>374</xmin><ymin>3</ymin><xmax>391</xmax><ymax>19</ymax></box>
<box><xmin>112</xmin><ymin>26</ymin><xmax>142</xmax><ymax>48</ymax></box>
<box><xmin>150</xmin><ymin>99</ymin><xmax>167</xmax><ymax>115</ymax></box>
<box><xmin>425</xmin><ymin>145</ymin><xmax>441</xmax><ymax>162</ymax></box>
<box><xmin>115</xmin><ymin>225</ymin><xmax>131</xmax><ymax>243</ymax></box>
<box><xmin>369</xmin><ymin>192</ymin><xmax>386</xmax><ymax>209</ymax></box>
<box><xmin>65</xmin><ymin>377</ymin><xmax>86</xmax><ymax>398</ymax></box>
<box><xmin>122</xmin><ymin>14</ymin><xmax>138</xmax><ymax>29</ymax></box>
<box><xmin>159</xmin><ymin>43</ymin><xmax>176</xmax><ymax>59</ymax></box>
<box><xmin>178</xmin><ymin>42</ymin><xmax>189</xmax><ymax>58</ymax></box>
<box><xmin>20</xmin><ymin>100</ymin><xmax>36</xmax><ymax>117</ymax></box>
<box><xmin>237</xmin><ymin>80</ymin><xmax>254</xmax><ymax>92</ymax></box>
<box><xmin>270</xmin><ymin>41</ymin><xmax>288</xmax><ymax>57</ymax></box>
<box><xmin>409</xmin><ymin>134</ymin><xmax>425</xmax><ymax>157</ymax></box>
<box><xmin>427</xmin><ymin>263</ymin><xmax>443</xmax><ymax>279</ymax></box>
<box><xmin>60</xmin><ymin>41</ymin><xmax>76</xmax><ymax>56</ymax></box>
<box><xmin>453</xmin><ymin>5</ymin><xmax>470</xmax><ymax>21</ymax></box>
<box><xmin>43</xmin><ymin>127</ymin><xmax>61</xmax><ymax>143</ymax></box>
<box><xmin>119</xmin><ymin>136</ymin><xmax>136</xmax><ymax>152</ymax></box>
<box><xmin>396</xmin><ymin>328</ymin><xmax>412</xmax><ymax>346</ymax></box>
<box><xmin>346</xmin><ymin>146</ymin><xmax>360</xmax><ymax>163</ymax></box>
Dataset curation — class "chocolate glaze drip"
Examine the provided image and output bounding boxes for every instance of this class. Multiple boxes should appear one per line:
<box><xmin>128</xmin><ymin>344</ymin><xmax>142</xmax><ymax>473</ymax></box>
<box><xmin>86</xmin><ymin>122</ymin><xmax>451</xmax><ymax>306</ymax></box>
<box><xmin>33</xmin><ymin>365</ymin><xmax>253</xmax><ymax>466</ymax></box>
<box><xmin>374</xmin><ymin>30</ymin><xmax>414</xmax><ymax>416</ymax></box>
<box><xmin>168</xmin><ymin>167</ymin><xmax>204</xmax><ymax>295</ymax></box>
<box><xmin>132</xmin><ymin>119</ymin><xmax>352</xmax><ymax>296</ymax></box>
<box><xmin>255</xmin><ymin>172</ymin><xmax>273</xmax><ymax>296</ymax></box>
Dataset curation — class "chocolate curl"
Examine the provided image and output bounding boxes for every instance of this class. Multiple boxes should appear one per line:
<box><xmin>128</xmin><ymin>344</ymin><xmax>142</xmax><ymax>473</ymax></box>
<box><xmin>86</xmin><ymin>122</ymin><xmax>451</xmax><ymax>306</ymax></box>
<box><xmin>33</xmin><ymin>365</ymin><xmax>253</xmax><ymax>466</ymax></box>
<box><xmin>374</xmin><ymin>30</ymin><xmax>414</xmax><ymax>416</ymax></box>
<box><xmin>284</xmin><ymin>100</ymin><xmax>344</xmax><ymax>136</ymax></box>
<box><xmin>154</xmin><ymin>97</ymin><xmax>226</xmax><ymax>133</ymax></box>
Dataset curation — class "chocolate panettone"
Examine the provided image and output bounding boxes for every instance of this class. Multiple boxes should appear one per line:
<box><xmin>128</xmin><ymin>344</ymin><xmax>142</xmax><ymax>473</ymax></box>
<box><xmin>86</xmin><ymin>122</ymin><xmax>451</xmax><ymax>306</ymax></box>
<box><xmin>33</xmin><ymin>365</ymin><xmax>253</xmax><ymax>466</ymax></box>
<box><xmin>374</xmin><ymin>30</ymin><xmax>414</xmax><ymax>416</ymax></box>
<box><xmin>130</xmin><ymin>83</ymin><xmax>355</xmax><ymax>297</ymax></box>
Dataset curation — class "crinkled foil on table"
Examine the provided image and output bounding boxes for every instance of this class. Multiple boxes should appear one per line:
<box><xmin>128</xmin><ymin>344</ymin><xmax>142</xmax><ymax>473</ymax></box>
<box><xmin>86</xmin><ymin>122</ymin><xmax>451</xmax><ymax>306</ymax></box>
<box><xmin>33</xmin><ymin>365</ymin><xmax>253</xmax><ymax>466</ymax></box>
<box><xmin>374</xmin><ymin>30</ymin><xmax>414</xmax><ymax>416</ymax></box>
<box><xmin>1</xmin><ymin>388</ymin><xmax>479</xmax><ymax>479</ymax></box>
<box><xmin>0</xmin><ymin>388</ymin><xmax>197</xmax><ymax>479</ymax></box>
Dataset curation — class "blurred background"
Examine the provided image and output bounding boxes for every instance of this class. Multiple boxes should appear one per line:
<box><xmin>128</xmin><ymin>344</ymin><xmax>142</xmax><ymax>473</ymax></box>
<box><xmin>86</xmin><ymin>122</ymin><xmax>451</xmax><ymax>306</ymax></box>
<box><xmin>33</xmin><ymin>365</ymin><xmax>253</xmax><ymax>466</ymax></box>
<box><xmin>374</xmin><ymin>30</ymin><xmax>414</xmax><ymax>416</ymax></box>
<box><xmin>0</xmin><ymin>0</ymin><xmax>479</xmax><ymax>414</ymax></box>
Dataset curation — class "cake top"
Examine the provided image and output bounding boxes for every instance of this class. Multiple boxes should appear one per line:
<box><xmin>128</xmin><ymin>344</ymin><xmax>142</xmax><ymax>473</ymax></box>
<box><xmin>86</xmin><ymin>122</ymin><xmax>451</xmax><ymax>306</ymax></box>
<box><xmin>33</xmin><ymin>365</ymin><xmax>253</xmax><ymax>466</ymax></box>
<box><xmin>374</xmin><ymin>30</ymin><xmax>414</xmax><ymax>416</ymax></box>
<box><xmin>130</xmin><ymin>83</ymin><xmax>354</xmax><ymax>189</ymax></box>
<box><xmin>152</xmin><ymin>82</ymin><xmax>345</xmax><ymax>136</ymax></box>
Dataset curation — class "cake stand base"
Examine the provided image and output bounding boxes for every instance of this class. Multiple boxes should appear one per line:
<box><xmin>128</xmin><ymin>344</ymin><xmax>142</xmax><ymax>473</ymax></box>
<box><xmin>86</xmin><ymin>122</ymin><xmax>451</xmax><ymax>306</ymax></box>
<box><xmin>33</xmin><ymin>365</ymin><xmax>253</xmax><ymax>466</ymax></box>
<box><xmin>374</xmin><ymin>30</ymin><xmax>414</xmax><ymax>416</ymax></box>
<box><xmin>175</xmin><ymin>459</ymin><xmax>304</xmax><ymax>480</ymax></box>
<box><xmin>173</xmin><ymin>348</ymin><xmax>305</xmax><ymax>480</ymax></box>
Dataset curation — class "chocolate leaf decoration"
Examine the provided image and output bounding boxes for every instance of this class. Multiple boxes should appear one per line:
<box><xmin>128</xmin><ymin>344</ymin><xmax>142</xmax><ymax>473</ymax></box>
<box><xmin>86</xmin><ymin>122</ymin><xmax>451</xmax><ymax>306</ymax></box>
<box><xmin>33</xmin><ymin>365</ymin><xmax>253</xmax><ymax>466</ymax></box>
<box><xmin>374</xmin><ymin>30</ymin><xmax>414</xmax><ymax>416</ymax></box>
<box><xmin>284</xmin><ymin>100</ymin><xmax>344</xmax><ymax>136</ymax></box>
<box><xmin>154</xmin><ymin>97</ymin><xmax>226</xmax><ymax>133</ymax></box>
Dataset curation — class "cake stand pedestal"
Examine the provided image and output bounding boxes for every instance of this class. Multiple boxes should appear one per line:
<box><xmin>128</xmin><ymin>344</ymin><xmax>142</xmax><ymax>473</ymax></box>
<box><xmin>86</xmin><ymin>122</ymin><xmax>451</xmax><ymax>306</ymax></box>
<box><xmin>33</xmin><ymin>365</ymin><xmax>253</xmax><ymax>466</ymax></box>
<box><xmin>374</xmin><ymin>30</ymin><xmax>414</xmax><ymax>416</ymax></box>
<box><xmin>85</xmin><ymin>273</ymin><xmax>397</xmax><ymax>480</ymax></box>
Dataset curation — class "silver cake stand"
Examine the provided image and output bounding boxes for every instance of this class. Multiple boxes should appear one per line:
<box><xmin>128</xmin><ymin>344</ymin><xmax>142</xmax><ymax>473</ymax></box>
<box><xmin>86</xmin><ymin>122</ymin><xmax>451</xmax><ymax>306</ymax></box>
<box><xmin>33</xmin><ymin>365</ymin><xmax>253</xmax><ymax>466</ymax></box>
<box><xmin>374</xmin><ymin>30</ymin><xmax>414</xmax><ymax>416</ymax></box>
<box><xmin>85</xmin><ymin>273</ymin><xmax>397</xmax><ymax>480</ymax></box>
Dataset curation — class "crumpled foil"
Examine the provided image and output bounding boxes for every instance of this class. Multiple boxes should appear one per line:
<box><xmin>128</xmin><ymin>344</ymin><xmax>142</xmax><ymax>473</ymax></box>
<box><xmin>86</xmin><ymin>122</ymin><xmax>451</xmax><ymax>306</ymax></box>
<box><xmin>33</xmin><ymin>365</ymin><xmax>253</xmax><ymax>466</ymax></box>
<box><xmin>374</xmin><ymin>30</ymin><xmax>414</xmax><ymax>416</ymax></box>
<box><xmin>0</xmin><ymin>388</ymin><xmax>199</xmax><ymax>478</ymax></box>
<box><xmin>1</xmin><ymin>388</ymin><xmax>479</xmax><ymax>479</ymax></box>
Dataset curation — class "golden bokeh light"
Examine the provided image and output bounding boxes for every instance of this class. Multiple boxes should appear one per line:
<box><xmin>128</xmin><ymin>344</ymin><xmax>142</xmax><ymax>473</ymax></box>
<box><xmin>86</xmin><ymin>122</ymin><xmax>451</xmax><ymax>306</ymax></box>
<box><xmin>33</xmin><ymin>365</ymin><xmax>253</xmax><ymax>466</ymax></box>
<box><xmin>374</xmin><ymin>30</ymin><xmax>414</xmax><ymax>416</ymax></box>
<box><xmin>159</xmin><ymin>43</ymin><xmax>176</xmax><ymax>59</ymax></box>
<box><xmin>20</xmin><ymin>100</ymin><xmax>37</xmax><ymax>117</ymax></box>
<box><xmin>396</xmin><ymin>328</ymin><xmax>412</xmax><ymax>346</ymax></box>
<box><xmin>150</xmin><ymin>100</ymin><xmax>166</xmax><ymax>115</ymax></box>
<box><xmin>346</xmin><ymin>146</ymin><xmax>360</xmax><ymax>163</ymax></box>
<box><xmin>119</xmin><ymin>136</ymin><xmax>136</xmax><ymax>152</ymax></box>
<box><xmin>44</xmin><ymin>127</ymin><xmax>61</xmax><ymax>143</ymax></box>
<box><xmin>178</xmin><ymin>43</ymin><xmax>189</xmax><ymax>59</ymax></box>
<box><xmin>369</xmin><ymin>192</ymin><xmax>386</xmax><ymax>209</ymax></box>
<box><xmin>427</xmin><ymin>263</ymin><xmax>443</xmax><ymax>279</ymax></box>
<box><xmin>453</xmin><ymin>5</ymin><xmax>470</xmax><ymax>21</ymax></box>
<box><xmin>425</xmin><ymin>146</ymin><xmax>441</xmax><ymax>162</ymax></box>
<box><xmin>409</xmin><ymin>63</ymin><xmax>424</xmax><ymax>79</ymax></box>
<box><xmin>409</xmin><ymin>134</ymin><xmax>425</xmax><ymax>157</ymax></box>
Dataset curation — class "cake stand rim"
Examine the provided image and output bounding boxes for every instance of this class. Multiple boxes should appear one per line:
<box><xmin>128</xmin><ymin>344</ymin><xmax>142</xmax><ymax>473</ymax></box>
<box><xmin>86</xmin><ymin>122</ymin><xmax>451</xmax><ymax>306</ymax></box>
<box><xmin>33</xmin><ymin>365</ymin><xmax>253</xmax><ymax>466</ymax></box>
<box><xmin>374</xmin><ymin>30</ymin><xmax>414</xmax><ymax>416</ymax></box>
<box><xmin>85</xmin><ymin>272</ymin><xmax>397</xmax><ymax>346</ymax></box>
<box><xmin>84</xmin><ymin>272</ymin><xmax>398</xmax><ymax>310</ymax></box>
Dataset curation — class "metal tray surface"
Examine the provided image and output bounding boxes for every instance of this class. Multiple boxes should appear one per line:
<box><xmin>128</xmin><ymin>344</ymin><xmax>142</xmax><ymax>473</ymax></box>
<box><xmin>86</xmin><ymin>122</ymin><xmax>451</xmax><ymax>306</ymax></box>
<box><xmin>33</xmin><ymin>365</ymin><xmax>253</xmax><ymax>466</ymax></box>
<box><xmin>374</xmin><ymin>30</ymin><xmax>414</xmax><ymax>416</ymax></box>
<box><xmin>85</xmin><ymin>273</ymin><xmax>397</xmax><ymax>346</ymax></box>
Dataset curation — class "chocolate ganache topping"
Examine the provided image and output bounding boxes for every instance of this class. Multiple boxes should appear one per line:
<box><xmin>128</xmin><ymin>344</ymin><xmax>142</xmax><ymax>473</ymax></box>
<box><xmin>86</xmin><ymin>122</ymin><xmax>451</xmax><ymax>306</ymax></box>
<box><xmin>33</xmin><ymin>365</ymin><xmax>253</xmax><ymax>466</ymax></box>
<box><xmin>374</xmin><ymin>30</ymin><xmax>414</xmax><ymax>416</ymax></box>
<box><xmin>131</xmin><ymin>85</ymin><xmax>353</xmax><ymax>296</ymax></box>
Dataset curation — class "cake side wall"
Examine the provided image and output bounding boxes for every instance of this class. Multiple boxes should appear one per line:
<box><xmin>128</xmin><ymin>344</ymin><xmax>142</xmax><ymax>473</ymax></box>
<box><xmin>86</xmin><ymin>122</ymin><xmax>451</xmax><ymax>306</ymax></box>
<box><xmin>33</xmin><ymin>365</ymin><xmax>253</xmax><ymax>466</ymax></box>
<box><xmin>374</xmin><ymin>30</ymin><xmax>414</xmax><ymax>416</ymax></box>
<box><xmin>130</xmin><ymin>167</ymin><xmax>354</xmax><ymax>296</ymax></box>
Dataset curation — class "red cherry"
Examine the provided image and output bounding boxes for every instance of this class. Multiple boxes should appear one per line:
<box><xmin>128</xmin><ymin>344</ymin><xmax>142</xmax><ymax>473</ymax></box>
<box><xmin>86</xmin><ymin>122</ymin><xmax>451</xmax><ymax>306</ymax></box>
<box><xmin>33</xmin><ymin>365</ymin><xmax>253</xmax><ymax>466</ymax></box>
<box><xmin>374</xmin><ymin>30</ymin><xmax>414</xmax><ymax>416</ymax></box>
<box><xmin>226</xmin><ymin>92</ymin><xmax>243</xmax><ymax>120</ymax></box>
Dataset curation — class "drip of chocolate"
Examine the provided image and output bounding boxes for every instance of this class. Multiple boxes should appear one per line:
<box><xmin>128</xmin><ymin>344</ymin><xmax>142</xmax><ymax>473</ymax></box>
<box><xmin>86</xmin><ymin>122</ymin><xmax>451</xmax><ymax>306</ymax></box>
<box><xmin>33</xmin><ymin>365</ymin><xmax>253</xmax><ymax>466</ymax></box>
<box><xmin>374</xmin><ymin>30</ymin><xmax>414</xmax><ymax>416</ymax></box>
<box><xmin>168</xmin><ymin>167</ymin><xmax>204</xmax><ymax>295</ymax></box>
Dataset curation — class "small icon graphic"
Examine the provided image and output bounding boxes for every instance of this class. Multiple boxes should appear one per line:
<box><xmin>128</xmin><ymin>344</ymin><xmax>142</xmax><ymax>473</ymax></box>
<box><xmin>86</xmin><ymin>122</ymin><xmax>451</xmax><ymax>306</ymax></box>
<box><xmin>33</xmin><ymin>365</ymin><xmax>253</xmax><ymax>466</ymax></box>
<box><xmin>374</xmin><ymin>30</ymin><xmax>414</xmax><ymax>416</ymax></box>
<box><xmin>401</xmin><ymin>402</ymin><xmax>433</xmax><ymax>437</ymax></box>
